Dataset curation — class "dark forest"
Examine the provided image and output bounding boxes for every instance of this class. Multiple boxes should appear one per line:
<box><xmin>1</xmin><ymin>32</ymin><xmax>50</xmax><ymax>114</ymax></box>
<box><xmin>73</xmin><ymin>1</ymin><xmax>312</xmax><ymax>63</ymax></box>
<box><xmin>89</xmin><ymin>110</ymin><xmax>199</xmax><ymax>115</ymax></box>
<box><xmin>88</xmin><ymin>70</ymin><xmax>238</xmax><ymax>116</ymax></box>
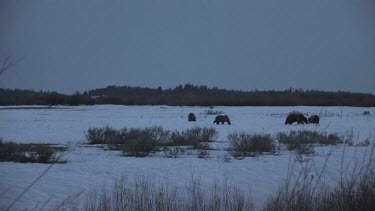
<box><xmin>1</xmin><ymin>84</ymin><xmax>375</xmax><ymax>107</ymax></box>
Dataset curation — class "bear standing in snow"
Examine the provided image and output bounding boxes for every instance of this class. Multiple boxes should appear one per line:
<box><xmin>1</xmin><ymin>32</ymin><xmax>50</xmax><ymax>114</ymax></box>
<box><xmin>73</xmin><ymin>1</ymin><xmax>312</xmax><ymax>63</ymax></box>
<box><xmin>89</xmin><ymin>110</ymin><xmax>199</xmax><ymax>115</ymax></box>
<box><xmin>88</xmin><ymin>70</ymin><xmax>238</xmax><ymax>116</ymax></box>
<box><xmin>285</xmin><ymin>112</ymin><xmax>308</xmax><ymax>125</ymax></box>
<box><xmin>188</xmin><ymin>113</ymin><xmax>196</xmax><ymax>121</ymax></box>
<box><xmin>213</xmin><ymin>115</ymin><xmax>231</xmax><ymax>125</ymax></box>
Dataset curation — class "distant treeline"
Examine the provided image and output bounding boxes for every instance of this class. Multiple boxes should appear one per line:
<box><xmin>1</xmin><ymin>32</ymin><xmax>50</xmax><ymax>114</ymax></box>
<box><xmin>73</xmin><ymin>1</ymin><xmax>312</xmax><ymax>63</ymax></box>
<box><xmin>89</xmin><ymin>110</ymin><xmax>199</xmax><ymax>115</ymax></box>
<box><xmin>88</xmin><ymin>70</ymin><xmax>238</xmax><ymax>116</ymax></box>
<box><xmin>0</xmin><ymin>89</ymin><xmax>94</xmax><ymax>106</ymax></box>
<box><xmin>1</xmin><ymin>84</ymin><xmax>375</xmax><ymax>106</ymax></box>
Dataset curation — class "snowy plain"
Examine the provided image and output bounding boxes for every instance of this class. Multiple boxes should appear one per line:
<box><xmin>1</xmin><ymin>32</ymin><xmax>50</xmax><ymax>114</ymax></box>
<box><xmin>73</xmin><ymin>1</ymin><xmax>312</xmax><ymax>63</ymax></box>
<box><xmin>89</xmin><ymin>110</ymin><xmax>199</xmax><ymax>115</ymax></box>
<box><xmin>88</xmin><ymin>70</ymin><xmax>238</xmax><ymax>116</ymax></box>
<box><xmin>0</xmin><ymin>105</ymin><xmax>374</xmax><ymax>210</ymax></box>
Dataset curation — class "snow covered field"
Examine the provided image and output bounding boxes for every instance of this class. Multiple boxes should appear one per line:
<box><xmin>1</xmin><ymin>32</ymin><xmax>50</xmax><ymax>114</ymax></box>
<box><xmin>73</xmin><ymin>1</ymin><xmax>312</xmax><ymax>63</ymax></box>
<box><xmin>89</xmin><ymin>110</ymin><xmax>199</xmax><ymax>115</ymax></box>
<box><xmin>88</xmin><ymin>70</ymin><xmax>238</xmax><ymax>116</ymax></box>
<box><xmin>0</xmin><ymin>105</ymin><xmax>374</xmax><ymax>210</ymax></box>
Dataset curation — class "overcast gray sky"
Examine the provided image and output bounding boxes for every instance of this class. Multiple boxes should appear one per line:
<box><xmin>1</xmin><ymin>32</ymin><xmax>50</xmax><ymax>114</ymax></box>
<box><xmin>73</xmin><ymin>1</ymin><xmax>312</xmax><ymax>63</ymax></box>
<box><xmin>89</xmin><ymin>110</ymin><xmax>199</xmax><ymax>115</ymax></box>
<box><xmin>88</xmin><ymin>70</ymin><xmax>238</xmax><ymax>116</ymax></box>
<box><xmin>1</xmin><ymin>0</ymin><xmax>374</xmax><ymax>94</ymax></box>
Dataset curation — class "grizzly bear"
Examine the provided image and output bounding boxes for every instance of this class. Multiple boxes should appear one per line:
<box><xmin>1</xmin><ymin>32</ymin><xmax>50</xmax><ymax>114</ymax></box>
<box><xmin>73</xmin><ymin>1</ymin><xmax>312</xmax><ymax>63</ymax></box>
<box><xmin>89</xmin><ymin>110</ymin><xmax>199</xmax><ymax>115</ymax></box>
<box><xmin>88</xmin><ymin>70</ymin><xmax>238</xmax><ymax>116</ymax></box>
<box><xmin>308</xmin><ymin>115</ymin><xmax>320</xmax><ymax>124</ymax></box>
<box><xmin>188</xmin><ymin>113</ymin><xmax>196</xmax><ymax>121</ymax></box>
<box><xmin>285</xmin><ymin>112</ymin><xmax>308</xmax><ymax>125</ymax></box>
<box><xmin>213</xmin><ymin>115</ymin><xmax>231</xmax><ymax>125</ymax></box>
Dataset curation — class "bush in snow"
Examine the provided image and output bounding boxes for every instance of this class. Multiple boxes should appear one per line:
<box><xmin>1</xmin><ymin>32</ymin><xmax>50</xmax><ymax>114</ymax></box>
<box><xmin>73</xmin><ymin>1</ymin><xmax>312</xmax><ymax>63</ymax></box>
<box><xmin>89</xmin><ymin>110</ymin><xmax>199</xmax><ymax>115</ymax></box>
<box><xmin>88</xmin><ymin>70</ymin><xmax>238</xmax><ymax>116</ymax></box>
<box><xmin>85</xmin><ymin>126</ymin><xmax>123</xmax><ymax>145</ymax></box>
<box><xmin>85</xmin><ymin>127</ymin><xmax>105</xmax><ymax>144</ymax></box>
<box><xmin>163</xmin><ymin>146</ymin><xmax>184</xmax><ymax>158</ymax></box>
<box><xmin>120</xmin><ymin>132</ymin><xmax>159</xmax><ymax>157</ymax></box>
<box><xmin>85</xmin><ymin>126</ymin><xmax>217</xmax><ymax>156</ymax></box>
<box><xmin>197</xmin><ymin>149</ymin><xmax>210</xmax><ymax>159</ymax></box>
<box><xmin>86</xmin><ymin>126</ymin><xmax>169</xmax><ymax>146</ymax></box>
<box><xmin>277</xmin><ymin>131</ymin><xmax>343</xmax><ymax>152</ymax></box>
<box><xmin>228</xmin><ymin>132</ymin><xmax>276</xmax><ymax>158</ymax></box>
<box><xmin>118</xmin><ymin>126</ymin><xmax>169</xmax><ymax>157</ymax></box>
<box><xmin>169</xmin><ymin>127</ymin><xmax>217</xmax><ymax>150</ymax></box>
<box><xmin>0</xmin><ymin>139</ymin><xmax>65</xmax><ymax>163</ymax></box>
<box><xmin>204</xmin><ymin>109</ymin><xmax>224</xmax><ymax>115</ymax></box>
<box><xmin>180</xmin><ymin>127</ymin><xmax>217</xmax><ymax>143</ymax></box>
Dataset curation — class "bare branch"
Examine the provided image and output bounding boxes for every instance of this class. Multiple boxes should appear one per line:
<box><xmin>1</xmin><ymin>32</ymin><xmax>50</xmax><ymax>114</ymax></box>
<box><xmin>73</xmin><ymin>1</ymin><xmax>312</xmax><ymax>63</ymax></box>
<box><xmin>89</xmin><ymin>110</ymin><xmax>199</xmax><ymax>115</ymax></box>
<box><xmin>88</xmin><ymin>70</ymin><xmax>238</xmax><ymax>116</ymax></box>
<box><xmin>0</xmin><ymin>56</ymin><xmax>20</xmax><ymax>76</ymax></box>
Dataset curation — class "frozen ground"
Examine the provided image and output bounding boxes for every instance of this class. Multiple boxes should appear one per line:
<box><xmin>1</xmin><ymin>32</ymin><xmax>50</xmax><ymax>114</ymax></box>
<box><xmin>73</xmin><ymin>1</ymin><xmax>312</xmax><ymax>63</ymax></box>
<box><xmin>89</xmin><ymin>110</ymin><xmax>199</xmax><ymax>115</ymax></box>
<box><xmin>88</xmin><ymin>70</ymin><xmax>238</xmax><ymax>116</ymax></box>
<box><xmin>0</xmin><ymin>105</ymin><xmax>374</xmax><ymax>210</ymax></box>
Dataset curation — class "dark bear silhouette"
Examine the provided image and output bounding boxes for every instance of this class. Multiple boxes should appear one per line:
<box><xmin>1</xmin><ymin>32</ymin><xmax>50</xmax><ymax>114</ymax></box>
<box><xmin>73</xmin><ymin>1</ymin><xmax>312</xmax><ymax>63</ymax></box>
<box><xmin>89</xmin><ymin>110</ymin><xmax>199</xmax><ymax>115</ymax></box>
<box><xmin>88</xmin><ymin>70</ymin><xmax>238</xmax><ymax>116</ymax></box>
<box><xmin>308</xmin><ymin>115</ymin><xmax>320</xmax><ymax>124</ymax></box>
<box><xmin>285</xmin><ymin>112</ymin><xmax>308</xmax><ymax>125</ymax></box>
<box><xmin>363</xmin><ymin>111</ymin><xmax>370</xmax><ymax>116</ymax></box>
<box><xmin>188</xmin><ymin>113</ymin><xmax>196</xmax><ymax>121</ymax></box>
<box><xmin>214</xmin><ymin>115</ymin><xmax>231</xmax><ymax>125</ymax></box>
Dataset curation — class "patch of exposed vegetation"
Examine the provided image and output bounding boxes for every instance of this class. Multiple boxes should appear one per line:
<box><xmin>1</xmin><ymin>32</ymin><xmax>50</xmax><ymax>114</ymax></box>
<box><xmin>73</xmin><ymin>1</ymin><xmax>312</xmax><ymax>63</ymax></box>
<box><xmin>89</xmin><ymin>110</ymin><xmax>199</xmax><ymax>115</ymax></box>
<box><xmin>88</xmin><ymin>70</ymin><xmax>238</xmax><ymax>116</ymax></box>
<box><xmin>169</xmin><ymin>127</ymin><xmax>217</xmax><ymax>150</ymax></box>
<box><xmin>228</xmin><ymin>132</ymin><xmax>276</xmax><ymax>159</ymax></box>
<box><xmin>277</xmin><ymin>131</ymin><xmax>342</xmax><ymax>151</ymax></box>
<box><xmin>204</xmin><ymin>109</ymin><xmax>224</xmax><ymax>115</ymax></box>
<box><xmin>85</xmin><ymin>126</ymin><xmax>217</xmax><ymax>157</ymax></box>
<box><xmin>0</xmin><ymin>139</ymin><xmax>66</xmax><ymax>163</ymax></box>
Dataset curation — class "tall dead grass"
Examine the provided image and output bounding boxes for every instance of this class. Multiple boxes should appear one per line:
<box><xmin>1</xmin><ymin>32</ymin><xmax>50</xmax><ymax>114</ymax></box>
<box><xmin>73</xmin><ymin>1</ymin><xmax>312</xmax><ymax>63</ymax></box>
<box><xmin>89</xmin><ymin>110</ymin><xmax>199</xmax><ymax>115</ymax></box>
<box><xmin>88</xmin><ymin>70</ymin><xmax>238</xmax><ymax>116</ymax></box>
<box><xmin>56</xmin><ymin>177</ymin><xmax>254</xmax><ymax>211</ymax></box>
<box><xmin>264</xmin><ymin>145</ymin><xmax>375</xmax><ymax>211</ymax></box>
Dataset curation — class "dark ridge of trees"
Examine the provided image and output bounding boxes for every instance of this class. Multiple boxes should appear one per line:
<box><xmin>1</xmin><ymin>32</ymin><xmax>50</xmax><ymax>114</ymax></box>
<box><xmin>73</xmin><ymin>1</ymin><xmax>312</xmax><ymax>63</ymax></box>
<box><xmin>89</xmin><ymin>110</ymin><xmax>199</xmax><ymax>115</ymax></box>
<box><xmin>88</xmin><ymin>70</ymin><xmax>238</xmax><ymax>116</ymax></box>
<box><xmin>1</xmin><ymin>84</ymin><xmax>375</xmax><ymax>106</ymax></box>
<box><xmin>88</xmin><ymin>84</ymin><xmax>375</xmax><ymax>107</ymax></box>
<box><xmin>0</xmin><ymin>89</ymin><xmax>94</xmax><ymax>106</ymax></box>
